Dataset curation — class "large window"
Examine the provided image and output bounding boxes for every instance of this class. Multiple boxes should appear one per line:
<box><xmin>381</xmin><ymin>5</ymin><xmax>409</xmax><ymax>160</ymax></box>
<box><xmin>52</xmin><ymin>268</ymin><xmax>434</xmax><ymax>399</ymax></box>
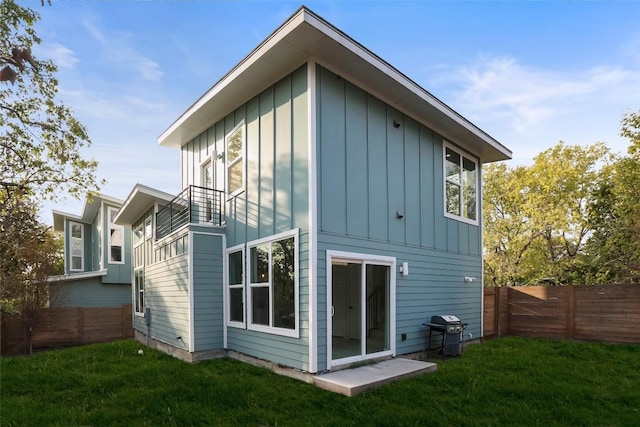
<box><xmin>227</xmin><ymin>247</ymin><xmax>245</xmax><ymax>326</ymax></box>
<box><xmin>247</xmin><ymin>230</ymin><xmax>298</xmax><ymax>337</ymax></box>
<box><xmin>444</xmin><ymin>143</ymin><xmax>478</xmax><ymax>224</ymax></box>
<box><xmin>134</xmin><ymin>269</ymin><xmax>144</xmax><ymax>315</ymax></box>
<box><xmin>226</xmin><ymin>123</ymin><xmax>244</xmax><ymax>197</ymax></box>
<box><xmin>108</xmin><ymin>207</ymin><xmax>124</xmax><ymax>264</ymax></box>
<box><xmin>69</xmin><ymin>221</ymin><xmax>84</xmax><ymax>271</ymax></box>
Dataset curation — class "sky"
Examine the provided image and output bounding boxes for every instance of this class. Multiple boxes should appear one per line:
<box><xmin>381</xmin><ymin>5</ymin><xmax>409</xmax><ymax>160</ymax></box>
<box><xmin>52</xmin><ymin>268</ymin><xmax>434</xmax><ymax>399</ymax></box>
<box><xmin>32</xmin><ymin>0</ymin><xmax>640</xmax><ymax>224</ymax></box>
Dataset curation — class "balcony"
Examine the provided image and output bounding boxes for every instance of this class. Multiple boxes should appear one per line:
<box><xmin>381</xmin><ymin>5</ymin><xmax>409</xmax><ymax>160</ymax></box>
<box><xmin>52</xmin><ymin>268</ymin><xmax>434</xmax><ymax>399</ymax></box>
<box><xmin>156</xmin><ymin>185</ymin><xmax>224</xmax><ymax>240</ymax></box>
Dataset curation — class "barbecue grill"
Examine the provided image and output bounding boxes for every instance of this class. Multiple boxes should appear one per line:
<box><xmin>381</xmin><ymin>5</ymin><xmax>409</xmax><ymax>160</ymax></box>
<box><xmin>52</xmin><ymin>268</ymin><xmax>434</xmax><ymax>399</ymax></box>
<box><xmin>424</xmin><ymin>315</ymin><xmax>467</xmax><ymax>357</ymax></box>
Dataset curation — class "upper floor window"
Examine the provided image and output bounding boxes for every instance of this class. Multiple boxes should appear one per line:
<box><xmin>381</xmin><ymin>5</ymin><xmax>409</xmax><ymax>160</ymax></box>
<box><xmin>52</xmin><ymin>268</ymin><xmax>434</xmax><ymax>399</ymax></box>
<box><xmin>226</xmin><ymin>123</ymin><xmax>244</xmax><ymax>197</ymax></box>
<box><xmin>108</xmin><ymin>207</ymin><xmax>125</xmax><ymax>264</ymax></box>
<box><xmin>444</xmin><ymin>142</ymin><xmax>478</xmax><ymax>224</ymax></box>
<box><xmin>69</xmin><ymin>221</ymin><xmax>84</xmax><ymax>271</ymax></box>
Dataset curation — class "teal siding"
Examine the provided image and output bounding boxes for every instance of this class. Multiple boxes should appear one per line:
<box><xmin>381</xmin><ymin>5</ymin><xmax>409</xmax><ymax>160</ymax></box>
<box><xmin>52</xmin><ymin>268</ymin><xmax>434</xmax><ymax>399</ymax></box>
<box><xmin>316</xmin><ymin>232</ymin><xmax>483</xmax><ymax>370</ymax></box>
<box><xmin>102</xmin><ymin>203</ymin><xmax>132</xmax><ymax>284</ymax></box>
<box><xmin>52</xmin><ymin>276</ymin><xmax>130</xmax><ymax>307</ymax></box>
<box><xmin>226</xmin><ymin>231</ymin><xmax>310</xmax><ymax>371</ymax></box>
<box><xmin>316</xmin><ymin>64</ymin><xmax>484</xmax><ymax>370</ymax></box>
<box><xmin>64</xmin><ymin>220</ymin><xmax>93</xmax><ymax>274</ymax></box>
<box><xmin>143</xmin><ymin>237</ymin><xmax>190</xmax><ymax>350</ymax></box>
<box><xmin>316</xmin><ymin>65</ymin><xmax>480</xmax><ymax>254</ymax></box>
<box><xmin>192</xmin><ymin>232</ymin><xmax>224</xmax><ymax>351</ymax></box>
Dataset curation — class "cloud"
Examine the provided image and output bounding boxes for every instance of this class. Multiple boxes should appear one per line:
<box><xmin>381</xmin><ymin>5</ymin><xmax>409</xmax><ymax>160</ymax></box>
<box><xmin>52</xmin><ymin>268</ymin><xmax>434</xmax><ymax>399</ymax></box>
<box><xmin>82</xmin><ymin>19</ymin><xmax>164</xmax><ymax>82</ymax></box>
<box><xmin>434</xmin><ymin>55</ymin><xmax>640</xmax><ymax>133</ymax></box>
<box><xmin>39</xmin><ymin>43</ymin><xmax>79</xmax><ymax>69</ymax></box>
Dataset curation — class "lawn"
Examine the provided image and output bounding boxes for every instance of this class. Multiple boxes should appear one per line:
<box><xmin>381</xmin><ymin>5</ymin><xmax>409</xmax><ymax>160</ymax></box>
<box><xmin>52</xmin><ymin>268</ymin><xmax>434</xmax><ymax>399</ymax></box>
<box><xmin>1</xmin><ymin>337</ymin><xmax>638</xmax><ymax>426</ymax></box>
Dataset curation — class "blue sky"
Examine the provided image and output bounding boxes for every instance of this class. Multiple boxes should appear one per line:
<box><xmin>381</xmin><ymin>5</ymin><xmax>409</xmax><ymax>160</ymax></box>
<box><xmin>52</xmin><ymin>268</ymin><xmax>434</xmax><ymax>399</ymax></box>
<box><xmin>35</xmin><ymin>1</ymin><xmax>640</xmax><ymax>223</ymax></box>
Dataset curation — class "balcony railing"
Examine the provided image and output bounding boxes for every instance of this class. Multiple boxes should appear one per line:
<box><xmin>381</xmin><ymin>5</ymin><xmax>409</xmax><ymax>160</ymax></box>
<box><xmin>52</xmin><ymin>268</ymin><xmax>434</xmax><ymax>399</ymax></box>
<box><xmin>156</xmin><ymin>185</ymin><xmax>224</xmax><ymax>240</ymax></box>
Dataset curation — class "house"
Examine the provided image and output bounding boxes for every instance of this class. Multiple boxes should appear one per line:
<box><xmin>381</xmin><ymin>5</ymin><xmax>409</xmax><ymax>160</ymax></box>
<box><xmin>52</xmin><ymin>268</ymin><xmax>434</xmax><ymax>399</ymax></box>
<box><xmin>115</xmin><ymin>7</ymin><xmax>511</xmax><ymax>373</ymax></box>
<box><xmin>49</xmin><ymin>194</ymin><xmax>132</xmax><ymax>307</ymax></box>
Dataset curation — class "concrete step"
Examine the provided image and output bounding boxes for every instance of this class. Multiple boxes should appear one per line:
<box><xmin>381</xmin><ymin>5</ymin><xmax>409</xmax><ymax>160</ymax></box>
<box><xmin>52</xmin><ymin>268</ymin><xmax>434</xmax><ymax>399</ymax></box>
<box><xmin>313</xmin><ymin>358</ymin><xmax>437</xmax><ymax>397</ymax></box>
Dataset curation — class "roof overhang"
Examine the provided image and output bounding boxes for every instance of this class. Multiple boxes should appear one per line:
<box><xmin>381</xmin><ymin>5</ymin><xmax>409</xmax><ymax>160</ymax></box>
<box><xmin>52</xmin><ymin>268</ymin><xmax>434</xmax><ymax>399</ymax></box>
<box><xmin>158</xmin><ymin>6</ymin><xmax>511</xmax><ymax>163</ymax></box>
<box><xmin>114</xmin><ymin>184</ymin><xmax>175</xmax><ymax>225</ymax></box>
<box><xmin>52</xmin><ymin>194</ymin><xmax>124</xmax><ymax>232</ymax></box>
<box><xmin>48</xmin><ymin>269</ymin><xmax>107</xmax><ymax>283</ymax></box>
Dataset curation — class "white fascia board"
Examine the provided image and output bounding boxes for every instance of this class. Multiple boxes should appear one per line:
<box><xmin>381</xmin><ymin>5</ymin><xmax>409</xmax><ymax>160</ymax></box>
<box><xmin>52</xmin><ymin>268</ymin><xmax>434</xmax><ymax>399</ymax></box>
<box><xmin>48</xmin><ymin>269</ymin><xmax>108</xmax><ymax>283</ymax></box>
<box><xmin>114</xmin><ymin>184</ymin><xmax>175</xmax><ymax>225</ymax></box>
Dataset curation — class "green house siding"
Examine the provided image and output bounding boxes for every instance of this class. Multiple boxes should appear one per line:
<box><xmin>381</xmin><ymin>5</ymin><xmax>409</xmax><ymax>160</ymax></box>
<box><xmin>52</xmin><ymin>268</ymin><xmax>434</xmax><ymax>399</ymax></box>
<box><xmin>316</xmin><ymin>232</ymin><xmax>482</xmax><ymax>371</ymax></box>
<box><xmin>63</xmin><ymin>220</ymin><xmax>93</xmax><ymax>274</ymax></box>
<box><xmin>52</xmin><ymin>277</ymin><xmax>130</xmax><ymax>308</ymax></box>
<box><xmin>226</xmin><ymin>230</ymin><xmax>310</xmax><ymax>371</ymax></box>
<box><xmin>316</xmin><ymin>65</ymin><xmax>481</xmax><ymax>254</ymax></box>
<box><xmin>144</xmin><ymin>249</ymin><xmax>191</xmax><ymax>350</ymax></box>
<box><xmin>192</xmin><ymin>232</ymin><xmax>224</xmax><ymax>352</ymax></box>
<box><xmin>315</xmin><ymin>64</ymin><xmax>483</xmax><ymax>371</ymax></box>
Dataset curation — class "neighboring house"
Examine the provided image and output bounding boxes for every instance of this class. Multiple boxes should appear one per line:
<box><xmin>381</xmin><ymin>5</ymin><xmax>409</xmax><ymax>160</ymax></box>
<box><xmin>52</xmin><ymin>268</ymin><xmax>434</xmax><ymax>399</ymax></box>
<box><xmin>115</xmin><ymin>7</ymin><xmax>511</xmax><ymax>373</ymax></box>
<box><xmin>49</xmin><ymin>194</ymin><xmax>132</xmax><ymax>307</ymax></box>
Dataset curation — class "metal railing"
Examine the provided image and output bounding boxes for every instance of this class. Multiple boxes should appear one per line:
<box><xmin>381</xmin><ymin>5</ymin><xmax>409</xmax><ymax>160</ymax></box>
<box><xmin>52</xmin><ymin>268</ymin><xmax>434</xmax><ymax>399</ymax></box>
<box><xmin>156</xmin><ymin>185</ymin><xmax>224</xmax><ymax>240</ymax></box>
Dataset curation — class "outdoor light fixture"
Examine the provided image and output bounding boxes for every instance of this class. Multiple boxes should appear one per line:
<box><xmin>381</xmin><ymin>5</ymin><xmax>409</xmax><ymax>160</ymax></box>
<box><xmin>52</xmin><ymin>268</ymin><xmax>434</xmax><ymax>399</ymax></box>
<box><xmin>464</xmin><ymin>276</ymin><xmax>476</xmax><ymax>282</ymax></box>
<box><xmin>400</xmin><ymin>261</ymin><xmax>409</xmax><ymax>276</ymax></box>
<box><xmin>393</xmin><ymin>120</ymin><xmax>400</xmax><ymax>128</ymax></box>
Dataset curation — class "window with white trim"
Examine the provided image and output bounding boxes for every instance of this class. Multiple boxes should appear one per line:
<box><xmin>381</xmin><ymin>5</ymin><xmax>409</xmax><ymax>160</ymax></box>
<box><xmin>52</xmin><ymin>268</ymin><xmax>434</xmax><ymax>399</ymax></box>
<box><xmin>108</xmin><ymin>207</ymin><xmax>124</xmax><ymax>264</ymax></box>
<box><xmin>134</xmin><ymin>269</ymin><xmax>144</xmax><ymax>314</ymax></box>
<box><xmin>226</xmin><ymin>123</ymin><xmax>244</xmax><ymax>197</ymax></box>
<box><xmin>247</xmin><ymin>230</ymin><xmax>298</xmax><ymax>336</ymax></box>
<box><xmin>444</xmin><ymin>143</ymin><xmax>478</xmax><ymax>224</ymax></box>
<box><xmin>69</xmin><ymin>221</ymin><xmax>84</xmax><ymax>271</ymax></box>
<box><xmin>227</xmin><ymin>247</ymin><xmax>244</xmax><ymax>326</ymax></box>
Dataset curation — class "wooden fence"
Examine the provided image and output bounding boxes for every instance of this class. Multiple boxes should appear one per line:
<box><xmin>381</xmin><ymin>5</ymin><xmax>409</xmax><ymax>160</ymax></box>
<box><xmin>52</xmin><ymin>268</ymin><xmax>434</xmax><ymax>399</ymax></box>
<box><xmin>1</xmin><ymin>304</ymin><xmax>134</xmax><ymax>355</ymax></box>
<box><xmin>483</xmin><ymin>285</ymin><xmax>640</xmax><ymax>343</ymax></box>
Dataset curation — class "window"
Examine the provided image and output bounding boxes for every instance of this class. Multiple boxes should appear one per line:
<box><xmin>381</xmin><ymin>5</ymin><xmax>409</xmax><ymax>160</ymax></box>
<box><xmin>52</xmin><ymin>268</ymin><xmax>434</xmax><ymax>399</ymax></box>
<box><xmin>247</xmin><ymin>230</ymin><xmax>298</xmax><ymax>336</ymax></box>
<box><xmin>69</xmin><ymin>221</ymin><xmax>84</xmax><ymax>271</ymax></box>
<box><xmin>133</xmin><ymin>224</ymin><xmax>144</xmax><ymax>247</ymax></box>
<box><xmin>226</xmin><ymin>123</ymin><xmax>244</xmax><ymax>196</ymax></box>
<box><xmin>134</xmin><ymin>269</ymin><xmax>144</xmax><ymax>314</ymax></box>
<box><xmin>444</xmin><ymin>143</ymin><xmax>478</xmax><ymax>224</ymax></box>
<box><xmin>108</xmin><ymin>207</ymin><xmax>124</xmax><ymax>264</ymax></box>
<box><xmin>144</xmin><ymin>217</ymin><xmax>152</xmax><ymax>240</ymax></box>
<box><xmin>227</xmin><ymin>248</ymin><xmax>245</xmax><ymax>326</ymax></box>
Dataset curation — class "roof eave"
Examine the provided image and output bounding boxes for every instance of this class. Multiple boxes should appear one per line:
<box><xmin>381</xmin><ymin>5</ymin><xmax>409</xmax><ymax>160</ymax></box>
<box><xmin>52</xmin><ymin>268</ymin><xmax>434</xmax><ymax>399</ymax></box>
<box><xmin>158</xmin><ymin>6</ymin><xmax>511</xmax><ymax>162</ymax></box>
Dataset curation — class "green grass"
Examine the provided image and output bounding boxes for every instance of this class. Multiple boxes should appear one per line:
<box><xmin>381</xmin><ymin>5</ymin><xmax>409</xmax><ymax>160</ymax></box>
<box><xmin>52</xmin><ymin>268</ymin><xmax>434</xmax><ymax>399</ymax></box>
<box><xmin>1</xmin><ymin>337</ymin><xmax>638</xmax><ymax>426</ymax></box>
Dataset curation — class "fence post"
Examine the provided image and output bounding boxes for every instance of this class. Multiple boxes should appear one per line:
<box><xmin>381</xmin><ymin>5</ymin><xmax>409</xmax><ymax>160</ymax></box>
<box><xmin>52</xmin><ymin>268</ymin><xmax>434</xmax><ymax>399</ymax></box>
<box><xmin>566</xmin><ymin>285</ymin><xmax>576</xmax><ymax>340</ymax></box>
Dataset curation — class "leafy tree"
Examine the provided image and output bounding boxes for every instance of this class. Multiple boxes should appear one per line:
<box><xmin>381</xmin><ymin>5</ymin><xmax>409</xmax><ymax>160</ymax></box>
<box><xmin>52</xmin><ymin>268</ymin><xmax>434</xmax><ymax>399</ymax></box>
<box><xmin>1</xmin><ymin>0</ymin><xmax>102</xmax><ymax>200</ymax></box>
<box><xmin>0</xmin><ymin>190</ymin><xmax>65</xmax><ymax>354</ymax></box>
<box><xmin>1</xmin><ymin>0</ymin><xmax>100</xmax><ymax>353</ymax></box>
<box><xmin>483</xmin><ymin>142</ymin><xmax>610</xmax><ymax>286</ymax></box>
<box><xmin>586</xmin><ymin>111</ymin><xmax>640</xmax><ymax>283</ymax></box>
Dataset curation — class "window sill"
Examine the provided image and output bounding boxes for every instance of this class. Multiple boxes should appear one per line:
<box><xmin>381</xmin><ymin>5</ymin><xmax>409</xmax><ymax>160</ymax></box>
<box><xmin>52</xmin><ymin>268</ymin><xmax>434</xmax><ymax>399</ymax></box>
<box><xmin>247</xmin><ymin>323</ymin><xmax>299</xmax><ymax>339</ymax></box>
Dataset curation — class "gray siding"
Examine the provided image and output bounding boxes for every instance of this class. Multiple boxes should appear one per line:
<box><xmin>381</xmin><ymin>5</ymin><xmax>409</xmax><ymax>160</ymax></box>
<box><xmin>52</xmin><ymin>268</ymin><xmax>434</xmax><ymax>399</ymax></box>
<box><xmin>64</xmin><ymin>219</ymin><xmax>93</xmax><ymax>275</ymax></box>
<box><xmin>192</xmin><ymin>232</ymin><xmax>224</xmax><ymax>351</ymax></box>
<box><xmin>52</xmin><ymin>277</ymin><xmax>130</xmax><ymax>308</ymax></box>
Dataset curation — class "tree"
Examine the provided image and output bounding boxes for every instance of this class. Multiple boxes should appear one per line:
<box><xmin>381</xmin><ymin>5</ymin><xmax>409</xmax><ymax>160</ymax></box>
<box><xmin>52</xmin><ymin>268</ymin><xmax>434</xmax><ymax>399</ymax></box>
<box><xmin>0</xmin><ymin>190</ymin><xmax>65</xmax><ymax>354</ymax></box>
<box><xmin>1</xmin><ymin>0</ymin><xmax>102</xmax><ymax>201</ymax></box>
<box><xmin>1</xmin><ymin>0</ymin><xmax>100</xmax><ymax>353</ymax></box>
<box><xmin>586</xmin><ymin>111</ymin><xmax>640</xmax><ymax>283</ymax></box>
<box><xmin>483</xmin><ymin>142</ymin><xmax>611</xmax><ymax>286</ymax></box>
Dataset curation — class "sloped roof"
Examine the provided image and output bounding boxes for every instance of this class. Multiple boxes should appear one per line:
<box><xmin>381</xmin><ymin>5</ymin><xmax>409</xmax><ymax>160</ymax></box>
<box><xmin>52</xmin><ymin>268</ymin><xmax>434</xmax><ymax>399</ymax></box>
<box><xmin>158</xmin><ymin>6</ymin><xmax>511</xmax><ymax>162</ymax></box>
<box><xmin>113</xmin><ymin>183</ymin><xmax>175</xmax><ymax>225</ymax></box>
<box><xmin>52</xmin><ymin>194</ymin><xmax>123</xmax><ymax>231</ymax></box>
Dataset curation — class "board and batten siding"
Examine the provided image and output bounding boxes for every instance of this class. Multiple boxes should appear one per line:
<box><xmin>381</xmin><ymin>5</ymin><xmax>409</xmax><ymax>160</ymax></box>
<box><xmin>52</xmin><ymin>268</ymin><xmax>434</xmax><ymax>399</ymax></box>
<box><xmin>315</xmin><ymin>65</ymin><xmax>482</xmax><ymax>369</ymax></box>
<box><xmin>192</xmin><ymin>231</ymin><xmax>224</xmax><ymax>351</ymax></box>
<box><xmin>180</xmin><ymin>64</ymin><xmax>311</xmax><ymax>370</ymax></box>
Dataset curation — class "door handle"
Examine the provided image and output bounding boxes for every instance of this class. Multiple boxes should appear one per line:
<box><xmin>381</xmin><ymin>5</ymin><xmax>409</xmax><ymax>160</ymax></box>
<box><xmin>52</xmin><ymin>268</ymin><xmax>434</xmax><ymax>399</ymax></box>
<box><xmin>331</xmin><ymin>306</ymin><xmax>335</xmax><ymax>317</ymax></box>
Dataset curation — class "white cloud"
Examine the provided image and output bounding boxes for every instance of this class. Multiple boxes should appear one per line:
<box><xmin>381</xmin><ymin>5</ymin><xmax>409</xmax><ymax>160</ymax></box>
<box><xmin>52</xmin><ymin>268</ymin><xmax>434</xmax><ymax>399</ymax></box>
<box><xmin>40</xmin><ymin>43</ymin><xmax>79</xmax><ymax>69</ymax></box>
<box><xmin>82</xmin><ymin>19</ymin><xmax>164</xmax><ymax>82</ymax></box>
<box><xmin>421</xmin><ymin>54</ymin><xmax>640</xmax><ymax>164</ymax></box>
